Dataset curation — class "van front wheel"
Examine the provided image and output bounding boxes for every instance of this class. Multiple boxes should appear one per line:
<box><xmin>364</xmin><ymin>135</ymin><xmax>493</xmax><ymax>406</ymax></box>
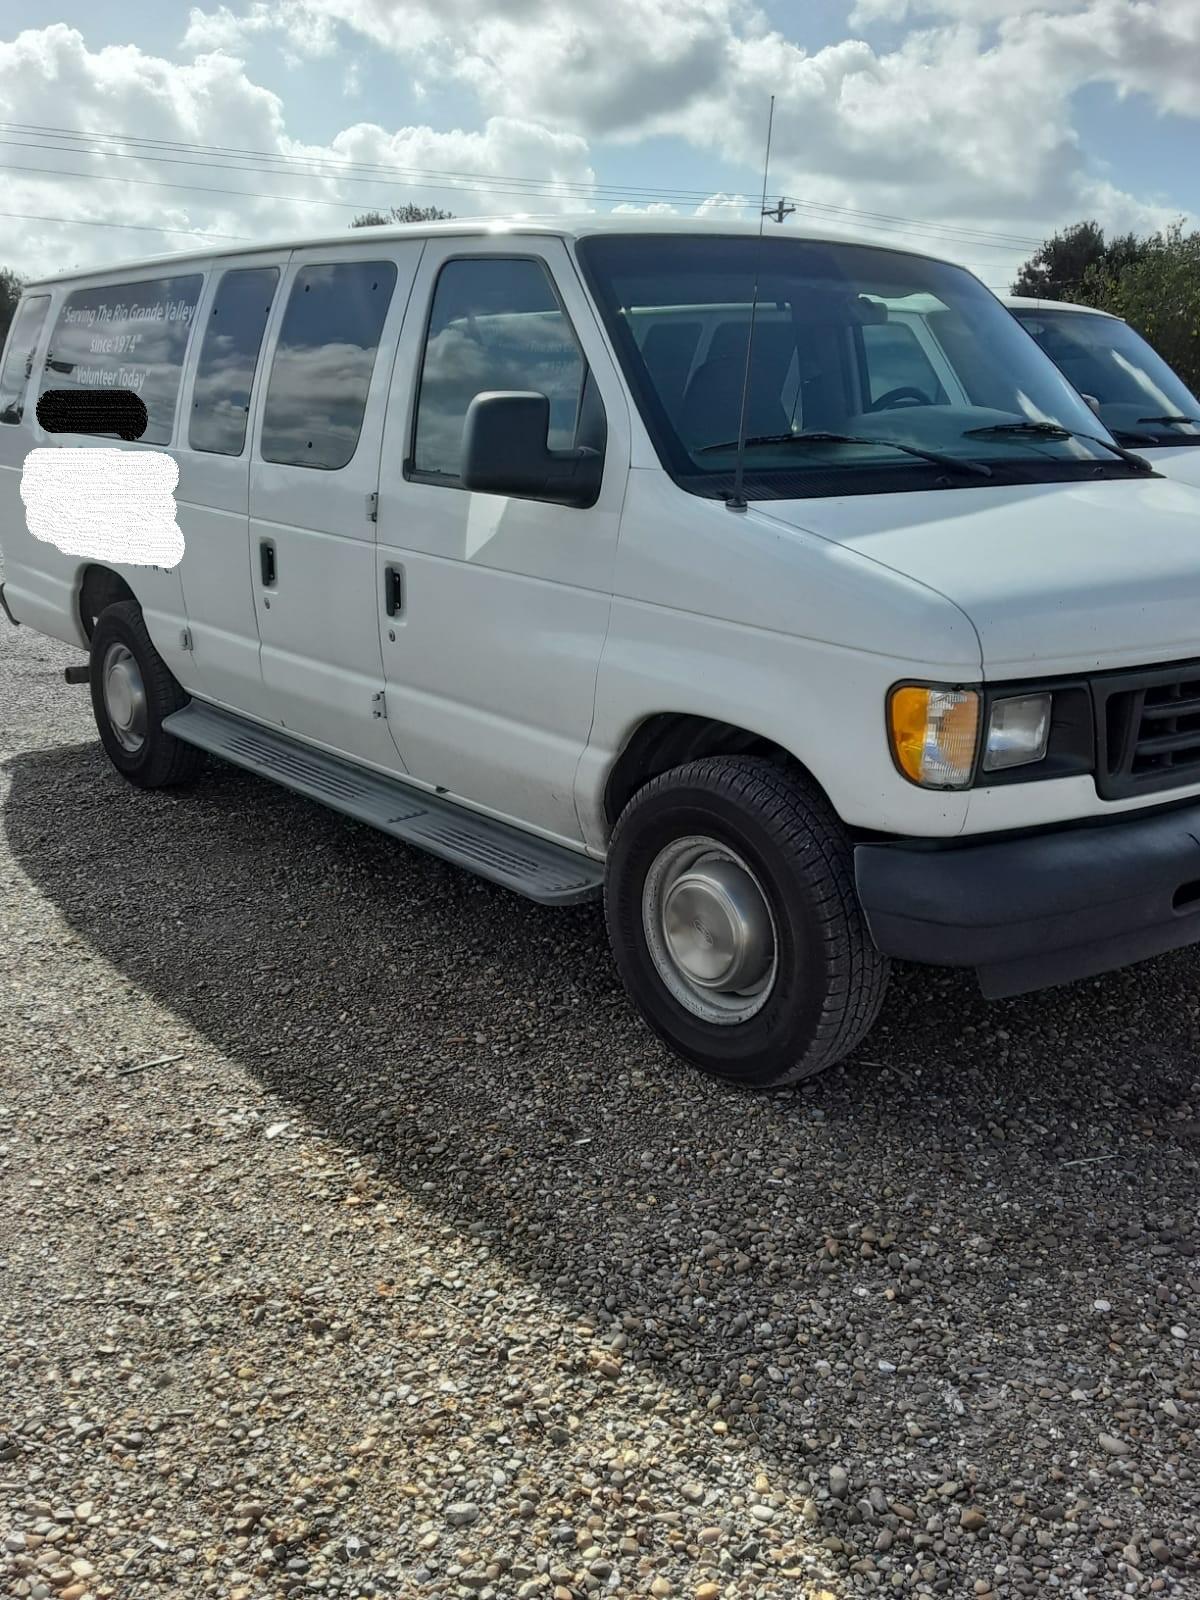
<box><xmin>605</xmin><ymin>757</ymin><xmax>889</xmax><ymax>1087</ymax></box>
<box><xmin>89</xmin><ymin>600</ymin><xmax>204</xmax><ymax>788</ymax></box>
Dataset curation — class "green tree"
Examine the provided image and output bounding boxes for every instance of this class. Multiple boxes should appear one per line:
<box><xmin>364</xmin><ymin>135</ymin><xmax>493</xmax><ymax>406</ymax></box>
<box><xmin>0</xmin><ymin>267</ymin><xmax>24</xmax><ymax>350</ymax></box>
<box><xmin>351</xmin><ymin>203</ymin><xmax>455</xmax><ymax>228</ymax></box>
<box><xmin>1081</xmin><ymin>222</ymin><xmax>1200</xmax><ymax>396</ymax></box>
<box><xmin>1012</xmin><ymin>220</ymin><xmax>1146</xmax><ymax>302</ymax></box>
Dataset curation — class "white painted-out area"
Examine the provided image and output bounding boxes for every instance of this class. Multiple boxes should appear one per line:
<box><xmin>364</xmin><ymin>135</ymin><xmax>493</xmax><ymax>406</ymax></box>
<box><xmin>19</xmin><ymin>447</ymin><xmax>184</xmax><ymax>569</ymax></box>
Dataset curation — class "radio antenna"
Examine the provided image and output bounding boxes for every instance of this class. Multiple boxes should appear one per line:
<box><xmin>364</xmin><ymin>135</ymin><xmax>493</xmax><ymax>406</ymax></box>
<box><xmin>727</xmin><ymin>94</ymin><xmax>777</xmax><ymax>514</ymax></box>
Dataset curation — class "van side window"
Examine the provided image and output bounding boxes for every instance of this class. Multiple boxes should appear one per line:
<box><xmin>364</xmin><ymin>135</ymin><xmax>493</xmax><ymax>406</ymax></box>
<box><xmin>38</xmin><ymin>275</ymin><xmax>203</xmax><ymax>446</ymax></box>
<box><xmin>860</xmin><ymin>321</ymin><xmax>947</xmax><ymax>406</ymax></box>
<box><xmin>412</xmin><ymin>257</ymin><xmax>586</xmax><ymax>481</ymax></box>
<box><xmin>190</xmin><ymin>266</ymin><xmax>280</xmax><ymax>456</ymax></box>
<box><xmin>260</xmin><ymin>261</ymin><xmax>397</xmax><ymax>470</ymax></box>
<box><xmin>0</xmin><ymin>295</ymin><xmax>51</xmax><ymax>425</ymax></box>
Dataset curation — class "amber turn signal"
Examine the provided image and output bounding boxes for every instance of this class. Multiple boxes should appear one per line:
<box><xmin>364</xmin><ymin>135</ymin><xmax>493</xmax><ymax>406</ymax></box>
<box><xmin>889</xmin><ymin>685</ymin><xmax>981</xmax><ymax>788</ymax></box>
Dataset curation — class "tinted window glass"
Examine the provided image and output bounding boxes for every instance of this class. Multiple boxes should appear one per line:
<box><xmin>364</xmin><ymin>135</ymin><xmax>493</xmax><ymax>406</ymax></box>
<box><xmin>260</xmin><ymin>261</ymin><xmax>396</xmax><ymax>469</ymax></box>
<box><xmin>40</xmin><ymin>275</ymin><xmax>203</xmax><ymax>446</ymax></box>
<box><xmin>1013</xmin><ymin>308</ymin><xmax>1200</xmax><ymax>445</ymax></box>
<box><xmin>413</xmin><ymin>257</ymin><xmax>585</xmax><ymax>479</ymax></box>
<box><xmin>638</xmin><ymin>319</ymin><xmax>702</xmax><ymax>411</ymax></box>
<box><xmin>190</xmin><ymin>266</ymin><xmax>279</xmax><ymax>456</ymax></box>
<box><xmin>861</xmin><ymin>321</ymin><xmax>947</xmax><ymax>406</ymax></box>
<box><xmin>578</xmin><ymin>234</ymin><xmax>1123</xmax><ymax>500</ymax></box>
<box><xmin>0</xmin><ymin>294</ymin><xmax>50</xmax><ymax>424</ymax></box>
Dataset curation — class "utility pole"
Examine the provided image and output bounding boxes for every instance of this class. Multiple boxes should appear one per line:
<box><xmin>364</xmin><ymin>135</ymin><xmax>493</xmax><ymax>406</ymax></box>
<box><xmin>762</xmin><ymin>197</ymin><xmax>795</xmax><ymax>224</ymax></box>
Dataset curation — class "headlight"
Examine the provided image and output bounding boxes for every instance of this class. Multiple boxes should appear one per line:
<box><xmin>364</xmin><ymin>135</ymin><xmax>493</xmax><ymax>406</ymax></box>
<box><xmin>889</xmin><ymin>685</ymin><xmax>980</xmax><ymax>788</ymax></box>
<box><xmin>982</xmin><ymin>692</ymin><xmax>1051</xmax><ymax>772</ymax></box>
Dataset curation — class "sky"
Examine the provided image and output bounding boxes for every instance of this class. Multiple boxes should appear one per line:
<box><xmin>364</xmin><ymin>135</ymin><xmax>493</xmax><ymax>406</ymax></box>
<box><xmin>0</xmin><ymin>1</ymin><xmax>1197</xmax><ymax>292</ymax></box>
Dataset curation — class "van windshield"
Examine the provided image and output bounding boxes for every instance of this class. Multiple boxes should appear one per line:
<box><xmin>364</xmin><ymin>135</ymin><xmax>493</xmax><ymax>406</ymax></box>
<box><xmin>1010</xmin><ymin>306</ymin><xmax>1200</xmax><ymax>448</ymax></box>
<box><xmin>576</xmin><ymin>234</ymin><xmax>1144</xmax><ymax>501</ymax></box>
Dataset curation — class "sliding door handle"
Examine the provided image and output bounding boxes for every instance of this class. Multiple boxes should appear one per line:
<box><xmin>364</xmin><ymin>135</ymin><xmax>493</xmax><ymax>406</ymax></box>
<box><xmin>260</xmin><ymin>539</ymin><xmax>276</xmax><ymax>587</ymax></box>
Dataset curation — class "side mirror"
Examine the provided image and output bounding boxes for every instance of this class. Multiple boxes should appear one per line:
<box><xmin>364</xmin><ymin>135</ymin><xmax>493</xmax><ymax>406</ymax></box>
<box><xmin>1081</xmin><ymin>393</ymin><xmax>1102</xmax><ymax>415</ymax></box>
<box><xmin>461</xmin><ymin>391</ymin><xmax>602</xmax><ymax>508</ymax></box>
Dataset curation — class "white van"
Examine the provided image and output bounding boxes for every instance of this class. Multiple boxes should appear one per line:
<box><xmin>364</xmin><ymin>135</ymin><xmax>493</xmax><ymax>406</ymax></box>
<box><xmin>6</xmin><ymin>216</ymin><xmax>1200</xmax><ymax>1089</ymax></box>
<box><xmin>1004</xmin><ymin>295</ymin><xmax>1200</xmax><ymax>488</ymax></box>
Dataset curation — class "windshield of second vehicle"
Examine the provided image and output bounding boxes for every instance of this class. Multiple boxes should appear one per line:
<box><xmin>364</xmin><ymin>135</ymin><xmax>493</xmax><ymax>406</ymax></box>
<box><xmin>576</xmin><ymin>234</ymin><xmax>1132</xmax><ymax>498</ymax></box>
<box><xmin>1012</xmin><ymin>308</ymin><xmax>1200</xmax><ymax>446</ymax></box>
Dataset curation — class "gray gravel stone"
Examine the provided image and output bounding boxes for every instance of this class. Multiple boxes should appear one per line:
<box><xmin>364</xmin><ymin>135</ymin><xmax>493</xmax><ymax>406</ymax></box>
<box><xmin>445</xmin><ymin>1504</ymin><xmax>480</xmax><ymax>1528</ymax></box>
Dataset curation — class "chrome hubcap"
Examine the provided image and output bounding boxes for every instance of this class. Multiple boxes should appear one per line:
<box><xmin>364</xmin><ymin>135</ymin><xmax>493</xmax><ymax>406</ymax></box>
<box><xmin>643</xmin><ymin>836</ymin><xmax>778</xmax><ymax>1024</ymax></box>
<box><xmin>102</xmin><ymin>642</ymin><xmax>147</xmax><ymax>753</ymax></box>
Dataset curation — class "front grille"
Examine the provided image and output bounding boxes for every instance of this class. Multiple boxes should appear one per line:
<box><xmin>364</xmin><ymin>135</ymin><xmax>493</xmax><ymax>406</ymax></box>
<box><xmin>1096</xmin><ymin>660</ymin><xmax>1200</xmax><ymax>799</ymax></box>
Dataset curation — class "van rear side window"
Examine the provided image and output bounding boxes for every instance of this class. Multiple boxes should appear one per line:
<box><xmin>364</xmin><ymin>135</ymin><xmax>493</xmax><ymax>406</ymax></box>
<box><xmin>190</xmin><ymin>266</ymin><xmax>280</xmax><ymax>457</ymax></box>
<box><xmin>0</xmin><ymin>295</ymin><xmax>51</xmax><ymax>425</ymax></box>
<box><xmin>39</xmin><ymin>275</ymin><xmax>203</xmax><ymax>446</ymax></box>
<box><xmin>260</xmin><ymin>261</ymin><xmax>397</xmax><ymax>470</ymax></box>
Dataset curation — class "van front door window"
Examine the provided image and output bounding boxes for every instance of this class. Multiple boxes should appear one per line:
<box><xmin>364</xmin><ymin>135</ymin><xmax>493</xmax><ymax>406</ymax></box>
<box><xmin>411</xmin><ymin>256</ymin><xmax>586</xmax><ymax>482</ymax></box>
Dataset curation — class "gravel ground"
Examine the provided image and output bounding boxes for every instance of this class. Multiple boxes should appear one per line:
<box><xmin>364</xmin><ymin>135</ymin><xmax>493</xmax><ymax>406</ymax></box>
<box><xmin>1</xmin><ymin>617</ymin><xmax>1198</xmax><ymax>1600</ymax></box>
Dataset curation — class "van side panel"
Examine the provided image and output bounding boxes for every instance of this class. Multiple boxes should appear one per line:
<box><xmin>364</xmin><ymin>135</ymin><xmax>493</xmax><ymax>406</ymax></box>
<box><xmin>1</xmin><ymin>270</ymin><xmax>207</xmax><ymax>685</ymax></box>
<box><xmin>0</xmin><ymin>290</ymin><xmax>76</xmax><ymax>640</ymax></box>
<box><xmin>171</xmin><ymin>255</ymin><xmax>289</xmax><ymax>721</ymax></box>
<box><xmin>578</xmin><ymin>468</ymin><xmax>981</xmax><ymax>846</ymax></box>
<box><xmin>374</xmin><ymin>236</ymin><xmax>632</xmax><ymax>844</ymax></box>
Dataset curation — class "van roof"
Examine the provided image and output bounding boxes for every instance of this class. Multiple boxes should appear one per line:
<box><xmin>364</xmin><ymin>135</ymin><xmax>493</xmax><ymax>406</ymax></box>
<box><xmin>22</xmin><ymin>212</ymin><xmax>967</xmax><ymax>290</ymax></box>
<box><xmin>1004</xmin><ymin>293</ymin><xmax>1122</xmax><ymax>320</ymax></box>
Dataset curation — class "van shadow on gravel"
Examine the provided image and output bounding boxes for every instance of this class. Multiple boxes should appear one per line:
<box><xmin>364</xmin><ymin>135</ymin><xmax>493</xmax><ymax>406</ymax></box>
<box><xmin>4</xmin><ymin>739</ymin><xmax>1199</xmax><ymax>1498</ymax></box>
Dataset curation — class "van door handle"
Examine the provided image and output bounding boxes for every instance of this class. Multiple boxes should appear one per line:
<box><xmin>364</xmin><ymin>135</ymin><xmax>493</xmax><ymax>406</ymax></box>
<box><xmin>260</xmin><ymin>540</ymin><xmax>276</xmax><ymax>587</ymax></box>
<box><xmin>384</xmin><ymin>565</ymin><xmax>404</xmax><ymax>616</ymax></box>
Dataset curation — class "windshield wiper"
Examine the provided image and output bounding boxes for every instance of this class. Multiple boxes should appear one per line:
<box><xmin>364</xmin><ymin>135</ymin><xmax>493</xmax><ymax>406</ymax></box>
<box><xmin>962</xmin><ymin>419</ymin><xmax>1153</xmax><ymax>473</ymax></box>
<box><xmin>1138</xmin><ymin>414</ymin><xmax>1200</xmax><ymax>426</ymax></box>
<box><xmin>698</xmin><ymin>430</ymin><xmax>992</xmax><ymax>479</ymax></box>
<box><xmin>1111</xmin><ymin>428</ymin><xmax>1162</xmax><ymax>447</ymax></box>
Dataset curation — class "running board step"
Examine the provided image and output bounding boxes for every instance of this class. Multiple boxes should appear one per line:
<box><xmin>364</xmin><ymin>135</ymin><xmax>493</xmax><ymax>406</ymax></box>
<box><xmin>163</xmin><ymin>702</ymin><xmax>603</xmax><ymax>906</ymax></box>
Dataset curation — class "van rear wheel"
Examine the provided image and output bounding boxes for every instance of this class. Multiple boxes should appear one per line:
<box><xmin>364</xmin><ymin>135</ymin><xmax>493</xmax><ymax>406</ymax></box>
<box><xmin>605</xmin><ymin>756</ymin><xmax>889</xmax><ymax>1087</ymax></box>
<box><xmin>89</xmin><ymin>600</ymin><xmax>204</xmax><ymax>788</ymax></box>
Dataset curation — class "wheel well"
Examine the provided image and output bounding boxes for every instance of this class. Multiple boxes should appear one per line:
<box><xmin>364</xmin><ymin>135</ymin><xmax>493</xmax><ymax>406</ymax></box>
<box><xmin>604</xmin><ymin>714</ymin><xmax>803</xmax><ymax>824</ymax></box>
<box><xmin>78</xmin><ymin>566</ymin><xmax>136</xmax><ymax>640</ymax></box>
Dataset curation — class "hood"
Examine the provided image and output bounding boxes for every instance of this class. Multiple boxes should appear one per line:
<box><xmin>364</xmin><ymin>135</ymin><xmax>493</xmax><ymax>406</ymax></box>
<box><xmin>1144</xmin><ymin>444</ymin><xmax>1200</xmax><ymax>491</ymax></box>
<box><xmin>754</xmin><ymin>475</ymin><xmax>1200</xmax><ymax>678</ymax></box>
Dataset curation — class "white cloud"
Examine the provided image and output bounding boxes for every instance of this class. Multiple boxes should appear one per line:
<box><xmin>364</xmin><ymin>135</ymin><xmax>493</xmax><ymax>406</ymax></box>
<box><xmin>1</xmin><ymin>4</ymin><xmax>1195</xmax><ymax>289</ymax></box>
<box><xmin>1027</xmin><ymin>0</ymin><xmax>1200</xmax><ymax>119</ymax></box>
<box><xmin>0</xmin><ymin>26</ymin><xmax>596</xmax><ymax>278</ymax></box>
<box><xmin>180</xmin><ymin>5</ymin><xmax>269</xmax><ymax>51</ymax></box>
<box><xmin>317</xmin><ymin>117</ymin><xmax>595</xmax><ymax>220</ymax></box>
<box><xmin>695</xmin><ymin>192</ymin><xmax>751</xmax><ymax>219</ymax></box>
<box><xmin>843</xmin><ymin>0</ymin><xmax>1200</xmax><ymax>120</ymax></box>
<box><xmin>174</xmin><ymin>0</ymin><xmax>1195</xmax><ymax>284</ymax></box>
<box><xmin>849</xmin><ymin>0</ymin><xmax>1078</xmax><ymax>22</ymax></box>
<box><xmin>181</xmin><ymin>3</ymin><xmax>338</xmax><ymax>57</ymax></box>
<box><xmin>271</xmin><ymin>0</ymin><xmax>1200</xmax><ymax>137</ymax></box>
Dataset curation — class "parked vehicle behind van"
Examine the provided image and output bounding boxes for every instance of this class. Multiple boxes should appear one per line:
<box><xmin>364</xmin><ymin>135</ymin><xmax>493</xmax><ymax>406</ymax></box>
<box><xmin>1005</xmin><ymin>295</ymin><xmax>1200</xmax><ymax>487</ymax></box>
<box><xmin>6</xmin><ymin>218</ymin><xmax>1200</xmax><ymax>1089</ymax></box>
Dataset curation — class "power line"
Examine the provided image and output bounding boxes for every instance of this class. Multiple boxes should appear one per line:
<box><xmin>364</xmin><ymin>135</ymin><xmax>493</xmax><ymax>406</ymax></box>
<box><xmin>0</xmin><ymin>132</ymin><xmax>743</xmax><ymax>216</ymax></box>
<box><xmin>2</xmin><ymin>144</ymin><xmax>1037</xmax><ymax>254</ymax></box>
<box><xmin>0</xmin><ymin>158</ymin><xmax>380</xmax><ymax>215</ymax></box>
<box><xmin>0</xmin><ymin>118</ymin><xmax>1046</xmax><ymax>253</ymax></box>
<box><xmin>5</xmin><ymin>117</ymin><xmax>1049</xmax><ymax>246</ymax></box>
<box><xmin>0</xmin><ymin>207</ymin><xmax>250</xmax><ymax>241</ymax></box>
<box><xmin>2</xmin><ymin>121</ymin><xmax>737</xmax><ymax>207</ymax></box>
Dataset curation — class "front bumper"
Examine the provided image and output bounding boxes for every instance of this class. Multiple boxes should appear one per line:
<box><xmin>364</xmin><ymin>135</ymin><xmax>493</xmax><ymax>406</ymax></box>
<box><xmin>0</xmin><ymin>582</ymin><xmax>18</xmax><ymax>626</ymax></box>
<box><xmin>855</xmin><ymin>799</ymin><xmax>1200</xmax><ymax>997</ymax></box>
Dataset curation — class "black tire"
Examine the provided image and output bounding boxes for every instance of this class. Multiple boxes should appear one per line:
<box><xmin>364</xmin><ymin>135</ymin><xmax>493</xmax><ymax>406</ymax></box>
<box><xmin>605</xmin><ymin>756</ymin><xmax>889</xmax><ymax>1087</ymax></box>
<box><xmin>89</xmin><ymin>600</ymin><xmax>205</xmax><ymax>788</ymax></box>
